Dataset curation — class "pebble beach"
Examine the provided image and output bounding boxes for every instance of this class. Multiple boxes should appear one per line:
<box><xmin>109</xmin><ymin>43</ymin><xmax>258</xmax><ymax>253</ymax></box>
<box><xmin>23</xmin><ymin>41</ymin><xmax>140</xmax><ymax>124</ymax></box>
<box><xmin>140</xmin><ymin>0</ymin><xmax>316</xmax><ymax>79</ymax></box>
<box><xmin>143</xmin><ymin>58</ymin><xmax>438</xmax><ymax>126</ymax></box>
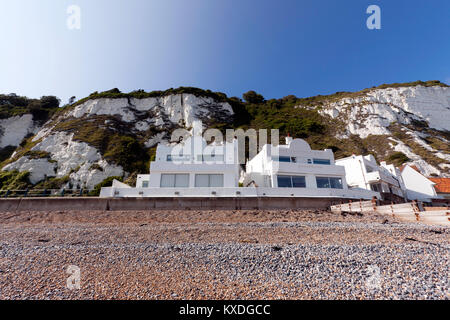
<box><xmin>0</xmin><ymin>209</ymin><xmax>448</xmax><ymax>300</ymax></box>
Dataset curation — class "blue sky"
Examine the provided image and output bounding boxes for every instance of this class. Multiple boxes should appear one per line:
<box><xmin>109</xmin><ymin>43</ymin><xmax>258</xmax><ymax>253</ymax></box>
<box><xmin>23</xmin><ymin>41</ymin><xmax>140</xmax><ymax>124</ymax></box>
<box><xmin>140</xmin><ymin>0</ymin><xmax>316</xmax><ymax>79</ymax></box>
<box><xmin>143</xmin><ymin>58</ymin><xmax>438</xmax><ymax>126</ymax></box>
<box><xmin>0</xmin><ymin>0</ymin><xmax>449</xmax><ymax>104</ymax></box>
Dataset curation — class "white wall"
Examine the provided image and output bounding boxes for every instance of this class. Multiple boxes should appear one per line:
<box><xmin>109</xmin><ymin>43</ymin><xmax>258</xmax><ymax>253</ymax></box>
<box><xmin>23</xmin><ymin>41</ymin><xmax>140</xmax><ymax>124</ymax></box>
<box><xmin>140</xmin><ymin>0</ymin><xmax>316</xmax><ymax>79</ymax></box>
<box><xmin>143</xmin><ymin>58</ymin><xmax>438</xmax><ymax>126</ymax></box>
<box><xmin>401</xmin><ymin>166</ymin><xmax>437</xmax><ymax>201</ymax></box>
<box><xmin>246</xmin><ymin>139</ymin><xmax>348</xmax><ymax>190</ymax></box>
<box><xmin>100</xmin><ymin>186</ymin><xmax>379</xmax><ymax>199</ymax></box>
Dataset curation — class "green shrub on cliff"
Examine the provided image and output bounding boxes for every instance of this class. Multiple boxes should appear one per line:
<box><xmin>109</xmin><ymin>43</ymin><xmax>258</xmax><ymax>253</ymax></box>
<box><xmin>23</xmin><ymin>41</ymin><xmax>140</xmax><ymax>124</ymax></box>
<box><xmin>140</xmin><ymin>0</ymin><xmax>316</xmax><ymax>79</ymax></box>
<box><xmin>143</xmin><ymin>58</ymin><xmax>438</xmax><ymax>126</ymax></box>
<box><xmin>0</xmin><ymin>170</ymin><xmax>32</xmax><ymax>190</ymax></box>
<box><xmin>0</xmin><ymin>94</ymin><xmax>60</xmax><ymax>121</ymax></box>
<box><xmin>90</xmin><ymin>176</ymin><xmax>123</xmax><ymax>196</ymax></box>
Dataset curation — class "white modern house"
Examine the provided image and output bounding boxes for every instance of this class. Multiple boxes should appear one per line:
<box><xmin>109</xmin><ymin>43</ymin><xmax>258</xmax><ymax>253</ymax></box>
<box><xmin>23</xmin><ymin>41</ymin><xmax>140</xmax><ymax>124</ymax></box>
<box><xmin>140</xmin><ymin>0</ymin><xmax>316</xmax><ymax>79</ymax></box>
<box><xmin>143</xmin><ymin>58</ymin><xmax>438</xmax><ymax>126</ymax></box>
<box><xmin>102</xmin><ymin>135</ymin><xmax>242</xmax><ymax>197</ymax></box>
<box><xmin>100</xmin><ymin>136</ymin><xmax>379</xmax><ymax>200</ymax></box>
<box><xmin>139</xmin><ymin>135</ymin><xmax>240</xmax><ymax>188</ymax></box>
<box><xmin>400</xmin><ymin>165</ymin><xmax>439</xmax><ymax>202</ymax></box>
<box><xmin>245</xmin><ymin>137</ymin><xmax>343</xmax><ymax>187</ymax></box>
<box><xmin>335</xmin><ymin>154</ymin><xmax>406</xmax><ymax>202</ymax></box>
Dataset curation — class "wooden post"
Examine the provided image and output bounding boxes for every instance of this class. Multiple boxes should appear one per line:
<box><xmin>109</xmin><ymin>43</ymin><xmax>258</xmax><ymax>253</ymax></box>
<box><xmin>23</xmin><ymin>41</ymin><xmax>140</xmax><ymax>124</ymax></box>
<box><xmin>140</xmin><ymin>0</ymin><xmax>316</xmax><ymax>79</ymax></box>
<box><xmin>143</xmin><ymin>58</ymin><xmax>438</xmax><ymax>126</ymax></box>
<box><xmin>390</xmin><ymin>201</ymin><xmax>395</xmax><ymax>217</ymax></box>
<box><xmin>412</xmin><ymin>200</ymin><xmax>420</xmax><ymax>221</ymax></box>
<box><xmin>371</xmin><ymin>196</ymin><xmax>377</xmax><ymax>212</ymax></box>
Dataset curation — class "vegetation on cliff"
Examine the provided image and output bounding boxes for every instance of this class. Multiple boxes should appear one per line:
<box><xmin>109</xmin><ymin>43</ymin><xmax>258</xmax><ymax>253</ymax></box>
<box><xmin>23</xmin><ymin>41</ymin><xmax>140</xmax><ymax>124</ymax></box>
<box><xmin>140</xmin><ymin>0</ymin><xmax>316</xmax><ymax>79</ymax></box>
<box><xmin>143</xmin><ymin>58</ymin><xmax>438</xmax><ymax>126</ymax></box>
<box><xmin>0</xmin><ymin>80</ymin><xmax>448</xmax><ymax>190</ymax></box>
<box><xmin>0</xmin><ymin>94</ymin><xmax>60</xmax><ymax>121</ymax></box>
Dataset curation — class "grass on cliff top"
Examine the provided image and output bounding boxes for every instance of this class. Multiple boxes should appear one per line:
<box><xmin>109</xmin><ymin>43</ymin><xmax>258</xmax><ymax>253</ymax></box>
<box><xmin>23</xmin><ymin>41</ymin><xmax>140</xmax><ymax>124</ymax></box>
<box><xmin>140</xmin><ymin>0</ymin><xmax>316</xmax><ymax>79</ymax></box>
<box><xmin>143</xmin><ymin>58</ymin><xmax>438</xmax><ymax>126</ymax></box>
<box><xmin>0</xmin><ymin>94</ymin><xmax>60</xmax><ymax>121</ymax></box>
<box><xmin>67</xmin><ymin>80</ymin><xmax>448</xmax><ymax>110</ymax></box>
<box><xmin>69</xmin><ymin>87</ymin><xmax>230</xmax><ymax>108</ymax></box>
<box><xmin>294</xmin><ymin>80</ymin><xmax>448</xmax><ymax>106</ymax></box>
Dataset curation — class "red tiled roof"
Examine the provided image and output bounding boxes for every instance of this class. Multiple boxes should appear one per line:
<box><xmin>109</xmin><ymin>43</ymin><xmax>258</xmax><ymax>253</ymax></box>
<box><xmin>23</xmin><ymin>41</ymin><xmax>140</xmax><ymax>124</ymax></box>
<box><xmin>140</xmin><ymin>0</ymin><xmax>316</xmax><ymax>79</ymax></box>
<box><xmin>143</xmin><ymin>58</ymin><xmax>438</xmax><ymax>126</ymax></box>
<box><xmin>428</xmin><ymin>178</ymin><xmax>450</xmax><ymax>193</ymax></box>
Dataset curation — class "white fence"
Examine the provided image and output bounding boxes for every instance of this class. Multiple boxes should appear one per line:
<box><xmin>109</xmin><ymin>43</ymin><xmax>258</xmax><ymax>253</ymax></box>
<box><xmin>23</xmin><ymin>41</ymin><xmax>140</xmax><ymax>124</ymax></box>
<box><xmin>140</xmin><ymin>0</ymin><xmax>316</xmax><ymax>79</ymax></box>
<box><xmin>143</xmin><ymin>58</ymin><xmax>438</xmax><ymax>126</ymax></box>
<box><xmin>330</xmin><ymin>199</ymin><xmax>377</xmax><ymax>213</ymax></box>
<box><xmin>331</xmin><ymin>200</ymin><xmax>449</xmax><ymax>226</ymax></box>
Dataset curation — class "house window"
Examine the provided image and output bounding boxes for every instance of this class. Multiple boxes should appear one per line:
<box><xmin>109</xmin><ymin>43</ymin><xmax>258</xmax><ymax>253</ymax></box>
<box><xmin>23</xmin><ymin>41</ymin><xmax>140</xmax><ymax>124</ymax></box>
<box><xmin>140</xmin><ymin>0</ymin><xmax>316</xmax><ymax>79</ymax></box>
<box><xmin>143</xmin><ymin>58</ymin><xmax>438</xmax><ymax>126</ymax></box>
<box><xmin>142</xmin><ymin>181</ymin><xmax>149</xmax><ymax>188</ymax></box>
<box><xmin>277</xmin><ymin>175</ymin><xmax>306</xmax><ymax>188</ymax></box>
<box><xmin>195</xmin><ymin>174</ymin><xmax>224</xmax><ymax>187</ymax></box>
<box><xmin>272</xmin><ymin>156</ymin><xmax>291</xmax><ymax>163</ymax></box>
<box><xmin>277</xmin><ymin>176</ymin><xmax>292</xmax><ymax>188</ymax></box>
<box><xmin>316</xmin><ymin>177</ymin><xmax>343</xmax><ymax>189</ymax></box>
<box><xmin>292</xmin><ymin>176</ymin><xmax>306</xmax><ymax>188</ymax></box>
<box><xmin>307</xmin><ymin>159</ymin><xmax>312</xmax><ymax>164</ymax></box>
<box><xmin>160</xmin><ymin>174</ymin><xmax>189</xmax><ymax>188</ymax></box>
<box><xmin>370</xmin><ymin>183</ymin><xmax>381</xmax><ymax>192</ymax></box>
<box><xmin>313</xmin><ymin>159</ymin><xmax>331</xmax><ymax>165</ymax></box>
<box><xmin>167</xmin><ymin>154</ymin><xmax>190</xmax><ymax>162</ymax></box>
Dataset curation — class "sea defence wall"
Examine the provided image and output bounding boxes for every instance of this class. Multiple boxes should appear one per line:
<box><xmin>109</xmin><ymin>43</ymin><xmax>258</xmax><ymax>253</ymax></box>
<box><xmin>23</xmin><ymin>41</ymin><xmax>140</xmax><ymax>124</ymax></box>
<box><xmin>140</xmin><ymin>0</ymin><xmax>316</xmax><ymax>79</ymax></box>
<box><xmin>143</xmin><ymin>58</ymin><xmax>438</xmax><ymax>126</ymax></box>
<box><xmin>0</xmin><ymin>197</ymin><xmax>359</xmax><ymax>211</ymax></box>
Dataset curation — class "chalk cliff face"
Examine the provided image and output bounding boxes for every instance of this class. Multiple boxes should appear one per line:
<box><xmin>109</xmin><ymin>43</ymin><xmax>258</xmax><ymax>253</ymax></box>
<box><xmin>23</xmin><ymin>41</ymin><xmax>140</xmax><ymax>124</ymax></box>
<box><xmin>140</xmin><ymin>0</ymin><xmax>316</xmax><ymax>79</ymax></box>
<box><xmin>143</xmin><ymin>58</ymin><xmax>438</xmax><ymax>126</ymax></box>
<box><xmin>0</xmin><ymin>83</ymin><xmax>448</xmax><ymax>191</ymax></box>
<box><xmin>0</xmin><ymin>114</ymin><xmax>39</xmax><ymax>148</ymax></box>
<box><xmin>316</xmin><ymin>86</ymin><xmax>450</xmax><ymax>176</ymax></box>
<box><xmin>1</xmin><ymin>92</ymin><xmax>234</xmax><ymax>189</ymax></box>
<box><xmin>319</xmin><ymin>86</ymin><xmax>450</xmax><ymax>136</ymax></box>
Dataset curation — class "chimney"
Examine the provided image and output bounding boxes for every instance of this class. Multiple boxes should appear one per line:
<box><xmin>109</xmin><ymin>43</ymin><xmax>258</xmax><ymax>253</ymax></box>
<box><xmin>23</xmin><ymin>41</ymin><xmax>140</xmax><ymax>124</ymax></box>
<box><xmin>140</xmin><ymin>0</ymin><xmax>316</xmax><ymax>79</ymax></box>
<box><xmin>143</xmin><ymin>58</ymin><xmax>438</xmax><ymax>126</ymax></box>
<box><xmin>285</xmin><ymin>133</ymin><xmax>293</xmax><ymax>145</ymax></box>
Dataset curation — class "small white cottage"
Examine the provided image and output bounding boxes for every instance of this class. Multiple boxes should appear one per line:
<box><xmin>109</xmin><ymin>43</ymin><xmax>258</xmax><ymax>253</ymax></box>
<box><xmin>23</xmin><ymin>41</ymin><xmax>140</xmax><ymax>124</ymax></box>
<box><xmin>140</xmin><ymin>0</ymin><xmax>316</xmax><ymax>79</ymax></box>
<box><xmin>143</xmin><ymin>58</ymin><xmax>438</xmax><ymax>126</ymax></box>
<box><xmin>335</xmin><ymin>155</ymin><xmax>405</xmax><ymax>201</ymax></box>
<box><xmin>400</xmin><ymin>165</ymin><xmax>439</xmax><ymax>202</ymax></box>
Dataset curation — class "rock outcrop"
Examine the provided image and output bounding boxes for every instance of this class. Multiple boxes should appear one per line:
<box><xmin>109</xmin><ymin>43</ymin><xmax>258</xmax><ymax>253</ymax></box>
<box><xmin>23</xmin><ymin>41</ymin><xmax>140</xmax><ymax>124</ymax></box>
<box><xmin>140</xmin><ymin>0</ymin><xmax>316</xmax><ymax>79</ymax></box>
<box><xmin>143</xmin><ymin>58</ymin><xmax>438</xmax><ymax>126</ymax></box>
<box><xmin>0</xmin><ymin>83</ymin><xmax>448</xmax><ymax>190</ymax></box>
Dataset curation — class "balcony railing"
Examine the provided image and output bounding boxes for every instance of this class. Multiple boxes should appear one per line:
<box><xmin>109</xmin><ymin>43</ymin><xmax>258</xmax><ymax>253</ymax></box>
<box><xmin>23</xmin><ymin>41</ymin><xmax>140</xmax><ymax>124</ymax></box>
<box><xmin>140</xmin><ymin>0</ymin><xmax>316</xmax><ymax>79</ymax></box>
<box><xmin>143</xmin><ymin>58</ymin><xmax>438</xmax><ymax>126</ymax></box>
<box><xmin>0</xmin><ymin>189</ymin><xmax>97</xmax><ymax>198</ymax></box>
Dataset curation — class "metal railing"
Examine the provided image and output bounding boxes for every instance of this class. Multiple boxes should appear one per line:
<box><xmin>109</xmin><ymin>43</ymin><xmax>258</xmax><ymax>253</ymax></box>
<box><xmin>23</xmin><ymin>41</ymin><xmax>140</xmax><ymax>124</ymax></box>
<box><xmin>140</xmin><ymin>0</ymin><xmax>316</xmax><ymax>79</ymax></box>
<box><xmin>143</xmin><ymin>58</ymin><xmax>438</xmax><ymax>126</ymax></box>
<box><xmin>0</xmin><ymin>189</ymin><xmax>97</xmax><ymax>198</ymax></box>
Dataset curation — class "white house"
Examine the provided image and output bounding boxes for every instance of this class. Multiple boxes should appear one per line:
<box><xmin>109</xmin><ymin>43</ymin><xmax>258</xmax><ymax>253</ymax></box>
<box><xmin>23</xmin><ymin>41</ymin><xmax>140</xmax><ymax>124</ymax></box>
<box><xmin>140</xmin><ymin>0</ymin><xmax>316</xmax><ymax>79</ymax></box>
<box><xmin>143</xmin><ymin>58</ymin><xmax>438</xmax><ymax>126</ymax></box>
<box><xmin>100</xmin><ymin>136</ymin><xmax>378</xmax><ymax>200</ymax></box>
<box><xmin>335</xmin><ymin>155</ymin><xmax>405</xmax><ymax>202</ymax></box>
<box><xmin>134</xmin><ymin>135</ymin><xmax>240</xmax><ymax>193</ymax></box>
<box><xmin>400</xmin><ymin>165</ymin><xmax>439</xmax><ymax>202</ymax></box>
<box><xmin>242</xmin><ymin>137</ymin><xmax>379</xmax><ymax>199</ymax></box>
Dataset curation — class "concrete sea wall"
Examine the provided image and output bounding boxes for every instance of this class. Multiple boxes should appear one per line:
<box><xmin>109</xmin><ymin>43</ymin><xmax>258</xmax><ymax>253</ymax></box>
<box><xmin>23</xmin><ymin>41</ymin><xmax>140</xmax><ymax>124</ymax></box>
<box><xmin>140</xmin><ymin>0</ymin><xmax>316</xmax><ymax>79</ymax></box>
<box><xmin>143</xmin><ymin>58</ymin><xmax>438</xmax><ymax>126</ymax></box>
<box><xmin>0</xmin><ymin>197</ymin><xmax>358</xmax><ymax>211</ymax></box>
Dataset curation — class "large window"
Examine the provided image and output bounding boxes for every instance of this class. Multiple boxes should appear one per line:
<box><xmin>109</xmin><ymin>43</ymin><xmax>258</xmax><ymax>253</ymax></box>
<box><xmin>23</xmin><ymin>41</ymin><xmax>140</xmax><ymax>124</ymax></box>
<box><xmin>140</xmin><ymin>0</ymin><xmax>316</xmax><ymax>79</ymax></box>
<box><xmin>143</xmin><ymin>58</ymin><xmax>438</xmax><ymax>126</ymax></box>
<box><xmin>316</xmin><ymin>177</ymin><xmax>343</xmax><ymax>189</ymax></box>
<box><xmin>195</xmin><ymin>174</ymin><xmax>224</xmax><ymax>187</ymax></box>
<box><xmin>277</xmin><ymin>175</ymin><xmax>306</xmax><ymax>188</ymax></box>
<box><xmin>313</xmin><ymin>159</ymin><xmax>331</xmax><ymax>165</ymax></box>
<box><xmin>272</xmin><ymin>156</ymin><xmax>292</xmax><ymax>163</ymax></box>
<box><xmin>160</xmin><ymin>174</ymin><xmax>189</xmax><ymax>187</ymax></box>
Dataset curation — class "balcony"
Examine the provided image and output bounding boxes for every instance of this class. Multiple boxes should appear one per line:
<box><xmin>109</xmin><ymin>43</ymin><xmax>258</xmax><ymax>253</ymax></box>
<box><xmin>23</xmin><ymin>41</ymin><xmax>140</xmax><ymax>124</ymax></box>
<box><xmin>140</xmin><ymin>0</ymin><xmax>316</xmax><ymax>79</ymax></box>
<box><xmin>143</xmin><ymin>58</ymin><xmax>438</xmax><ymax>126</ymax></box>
<box><xmin>366</xmin><ymin>170</ymin><xmax>399</xmax><ymax>187</ymax></box>
<box><xmin>267</xmin><ymin>161</ymin><xmax>345</xmax><ymax>176</ymax></box>
<box><xmin>150</xmin><ymin>161</ymin><xmax>237</xmax><ymax>173</ymax></box>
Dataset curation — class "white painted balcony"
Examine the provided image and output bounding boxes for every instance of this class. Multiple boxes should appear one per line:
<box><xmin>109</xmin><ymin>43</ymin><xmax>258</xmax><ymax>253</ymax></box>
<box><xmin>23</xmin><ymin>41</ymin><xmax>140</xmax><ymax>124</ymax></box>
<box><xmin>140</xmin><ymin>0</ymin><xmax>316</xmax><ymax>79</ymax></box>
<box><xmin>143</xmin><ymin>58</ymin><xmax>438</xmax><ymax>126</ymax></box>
<box><xmin>267</xmin><ymin>160</ymin><xmax>346</xmax><ymax>176</ymax></box>
<box><xmin>366</xmin><ymin>170</ymin><xmax>399</xmax><ymax>187</ymax></box>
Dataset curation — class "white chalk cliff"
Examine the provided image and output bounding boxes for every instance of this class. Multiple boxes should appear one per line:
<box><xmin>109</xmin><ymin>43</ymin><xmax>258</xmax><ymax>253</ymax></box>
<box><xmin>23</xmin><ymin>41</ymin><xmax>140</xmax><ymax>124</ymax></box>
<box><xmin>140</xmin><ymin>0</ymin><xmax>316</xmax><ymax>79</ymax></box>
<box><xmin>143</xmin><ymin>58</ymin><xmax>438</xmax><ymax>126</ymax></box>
<box><xmin>1</xmin><ymin>93</ymin><xmax>234</xmax><ymax>189</ymax></box>
<box><xmin>316</xmin><ymin>85</ymin><xmax>449</xmax><ymax>176</ymax></box>
<box><xmin>0</xmin><ymin>114</ymin><xmax>39</xmax><ymax>148</ymax></box>
<box><xmin>0</xmin><ymin>85</ymin><xmax>448</xmax><ymax>190</ymax></box>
